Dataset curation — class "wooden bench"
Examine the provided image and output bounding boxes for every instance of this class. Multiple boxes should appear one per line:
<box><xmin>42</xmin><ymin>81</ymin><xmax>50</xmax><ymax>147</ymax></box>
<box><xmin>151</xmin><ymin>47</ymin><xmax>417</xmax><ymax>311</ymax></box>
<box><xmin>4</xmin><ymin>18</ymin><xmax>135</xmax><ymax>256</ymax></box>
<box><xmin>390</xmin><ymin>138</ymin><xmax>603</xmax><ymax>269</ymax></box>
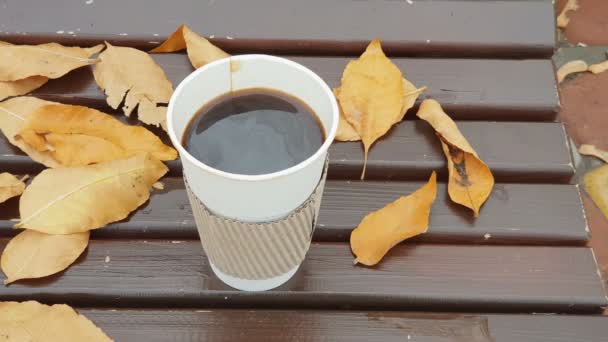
<box><xmin>1</xmin><ymin>0</ymin><xmax>606</xmax><ymax>340</ymax></box>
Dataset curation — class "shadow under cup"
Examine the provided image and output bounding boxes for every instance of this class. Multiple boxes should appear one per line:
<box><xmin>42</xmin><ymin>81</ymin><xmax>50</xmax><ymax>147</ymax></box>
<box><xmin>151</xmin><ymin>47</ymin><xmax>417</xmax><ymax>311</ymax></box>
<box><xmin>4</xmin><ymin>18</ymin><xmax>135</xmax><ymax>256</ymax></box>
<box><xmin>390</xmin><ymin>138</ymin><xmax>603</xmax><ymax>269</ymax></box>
<box><xmin>166</xmin><ymin>55</ymin><xmax>339</xmax><ymax>291</ymax></box>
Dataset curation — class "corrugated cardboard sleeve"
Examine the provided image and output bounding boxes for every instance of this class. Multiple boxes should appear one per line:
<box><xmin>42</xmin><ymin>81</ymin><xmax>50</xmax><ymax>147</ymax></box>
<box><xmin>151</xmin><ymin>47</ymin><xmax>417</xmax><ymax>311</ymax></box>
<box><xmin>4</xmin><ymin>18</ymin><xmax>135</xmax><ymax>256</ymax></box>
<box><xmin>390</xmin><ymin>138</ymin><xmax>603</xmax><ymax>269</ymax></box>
<box><xmin>184</xmin><ymin>162</ymin><xmax>328</xmax><ymax>280</ymax></box>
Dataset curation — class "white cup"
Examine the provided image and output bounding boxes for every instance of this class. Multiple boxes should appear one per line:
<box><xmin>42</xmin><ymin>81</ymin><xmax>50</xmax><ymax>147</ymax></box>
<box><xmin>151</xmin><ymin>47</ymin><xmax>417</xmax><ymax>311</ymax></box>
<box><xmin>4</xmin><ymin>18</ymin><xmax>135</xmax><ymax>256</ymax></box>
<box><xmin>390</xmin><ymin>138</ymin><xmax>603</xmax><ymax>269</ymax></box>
<box><xmin>167</xmin><ymin>55</ymin><xmax>339</xmax><ymax>291</ymax></box>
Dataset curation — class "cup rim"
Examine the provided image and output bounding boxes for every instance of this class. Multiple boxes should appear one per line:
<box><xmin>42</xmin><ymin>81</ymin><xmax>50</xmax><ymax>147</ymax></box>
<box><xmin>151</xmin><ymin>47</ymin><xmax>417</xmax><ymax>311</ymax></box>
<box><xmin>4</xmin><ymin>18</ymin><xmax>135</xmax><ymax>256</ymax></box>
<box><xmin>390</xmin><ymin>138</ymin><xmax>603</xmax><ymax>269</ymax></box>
<box><xmin>167</xmin><ymin>54</ymin><xmax>339</xmax><ymax>182</ymax></box>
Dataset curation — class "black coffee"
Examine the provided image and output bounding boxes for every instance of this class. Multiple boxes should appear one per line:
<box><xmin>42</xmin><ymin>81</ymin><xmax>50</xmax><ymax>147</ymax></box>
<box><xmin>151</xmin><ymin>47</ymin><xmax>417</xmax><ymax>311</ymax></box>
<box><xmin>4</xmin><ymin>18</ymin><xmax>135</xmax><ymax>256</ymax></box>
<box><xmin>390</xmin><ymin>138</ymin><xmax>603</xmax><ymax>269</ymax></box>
<box><xmin>183</xmin><ymin>88</ymin><xmax>325</xmax><ymax>175</ymax></box>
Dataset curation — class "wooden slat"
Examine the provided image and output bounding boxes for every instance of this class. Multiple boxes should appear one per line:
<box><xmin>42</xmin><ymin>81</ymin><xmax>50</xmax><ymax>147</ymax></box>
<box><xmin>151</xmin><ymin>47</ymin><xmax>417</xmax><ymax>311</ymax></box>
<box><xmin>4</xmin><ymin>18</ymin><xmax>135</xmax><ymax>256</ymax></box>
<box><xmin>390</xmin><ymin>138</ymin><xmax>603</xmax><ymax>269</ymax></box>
<box><xmin>79</xmin><ymin>309</ymin><xmax>608</xmax><ymax>342</ymax></box>
<box><xmin>0</xmin><ymin>179</ymin><xmax>589</xmax><ymax>245</ymax></box>
<box><xmin>0</xmin><ymin>0</ymin><xmax>555</xmax><ymax>58</ymax></box>
<box><xmin>26</xmin><ymin>55</ymin><xmax>559</xmax><ymax>121</ymax></box>
<box><xmin>1</xmin><ymin>240</ymin><xmax>605</xmax><ymax>313</ymax></box>
<box><xmin>0</xmin><ymin>120</ymin><xmax>575</xmax><ymax>182</ymax></box>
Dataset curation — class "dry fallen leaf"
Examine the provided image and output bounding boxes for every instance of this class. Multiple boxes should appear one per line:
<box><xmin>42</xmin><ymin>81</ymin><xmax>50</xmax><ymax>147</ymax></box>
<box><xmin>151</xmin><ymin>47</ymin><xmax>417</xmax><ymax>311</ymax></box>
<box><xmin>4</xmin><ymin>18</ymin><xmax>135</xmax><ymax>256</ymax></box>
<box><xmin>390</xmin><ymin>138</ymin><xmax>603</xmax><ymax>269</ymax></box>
<box><xmin>0</xmin><ymin>96</ymin><xmax>60</xmax><ymax>167</ymax></box>
<box><xmin>333</xmin><ymin>88</ymin><xmax>360</xmax><ymax>141</ymax></box>
<box><xmin>93</xmin><ymin>42</ymin><xmax>173</xmax><ymax>129</ymax></box>
<box><xmin>0</xmin><ymin>42</ymin><xmax>102</xmax><ymax>81</ymax></box>
<box><xmin>16</xmin><ymin>153</ymin><xmax>168</xmax><ymax>234</ymax></box>
<box><xmin>16</xmin><ymin>103</ymin><xmax>177</xmax><ymax>166</ymax></box>
<box><xmin>585</xmin><ymin>164</ymin><xmax>608</xmax><ymax>219</ymax></box>
<box><xmin>150</xmin><ymin>25</ymin><xmax>230</xmax><ymax>68</ymax></box>
<box><xmin>416</xmin><ymin>99</ymin><xmax>494</xmax><ymax>217</ymax></box>
<box><xmin>0</xmin><ymin>173</ymin><xmax>26</xmax><ymax>204</ymax></box>
<box><xmin>589</xmin><ymin>61</ymin><xmax>608</xmax><ymax>75</ymax></box>
<box><xmin>152</xmin><ymin>181</ymin><xmax>165</xmax><ymax>190</ymax></box>
<box><xmin>579</xmin><ymin>144</ymin><xmax>608</xmax><ymax>163</ymax></box>
<box><xmin>336</xmin><ymin>40</ymin><xmax>424</xmax><ymax>178</ymax></box>
<box><xmin>557</xmin><ymin>60</ymin><xmax>588</xmax><ymax>83</ymax></box>
<box><xmin>557</xmin><ymin>0</ymin><xmax>579</xmax><ymax>28</ymax></box>
<box><xmin>0</xmin><ymin>301</ymin><xmax>112</xmax><ymax>341</ymax></box>
<box><xmin>0</xmin><ymin>75</ymin><xmax>49</xmax><ymax>102</ymax></box>
<box><xmin>350</xmin><ymin>172</ymin><xmax>437</xmax><ymax>266</ymax></box>
<box><xmin>1</xmin><ymin>230</ymin><xmax>89</xmax><ymax>284</ymax></box>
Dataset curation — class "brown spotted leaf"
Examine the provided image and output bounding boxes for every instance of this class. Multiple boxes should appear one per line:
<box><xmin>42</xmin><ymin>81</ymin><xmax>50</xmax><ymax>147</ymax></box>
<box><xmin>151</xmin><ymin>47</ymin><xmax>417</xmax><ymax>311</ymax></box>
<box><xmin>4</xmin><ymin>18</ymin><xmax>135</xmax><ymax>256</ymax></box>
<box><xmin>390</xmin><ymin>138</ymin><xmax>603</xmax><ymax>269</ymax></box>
<box><xmin>416</xmin><ymin>99</ymin><xmax>494</xmax><ymax>217</ymax></box>
<box><xmin>350</xmin><ymin>172</ymin><xmax>437</xmax><ymax>266</ymax></box>
<box><xmin>93</xmin><ymin>42</ymin><xmax>173</xmax><ymax>129</ymax></box>
<box><xmin>0</xmin><ymin>301</ymin><xmax>111</xmax><ymax>340</ymax></box>
<box><xmin>150</xmin><ymin>25</ymin><xmax>230</xmax><ymax>68</ymax></box>
<box><xmin>1</xmin><ymin>230</ymin><xmax>89</xmax><ymax>284</ymax></box>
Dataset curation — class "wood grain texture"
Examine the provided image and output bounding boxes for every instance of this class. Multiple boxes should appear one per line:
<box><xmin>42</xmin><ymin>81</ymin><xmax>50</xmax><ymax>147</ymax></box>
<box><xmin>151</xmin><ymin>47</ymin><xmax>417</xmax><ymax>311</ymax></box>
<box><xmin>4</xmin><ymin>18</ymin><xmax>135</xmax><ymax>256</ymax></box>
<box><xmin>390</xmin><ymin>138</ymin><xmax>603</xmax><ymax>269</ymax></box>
<box><xmin>0</xmin><ymin>0</ymin><xmax>555</xmax><ymax>58</ymax></box>
<box><xmin>0</xmin><ymin>121</ymin><xmax>575</xmax><ymax>182</ymax></box>
<box><xmin>1</xmin><ymin>240</ymin><xmax>605</xmax><ymax>313</ymax></box>
<box><xmin>0</xmin><ymin>179</ymin><xmax>589</xmax><ymax>245</ymax></box>
<box><xmin>24</xmin><ymin>55</ymin><xmax>559</xmax><ymax>121</ymax></box>
<box><xmin>79</xmin><ymin>309</ymin><xmax>608</xmax><ymax>342</ymax></box>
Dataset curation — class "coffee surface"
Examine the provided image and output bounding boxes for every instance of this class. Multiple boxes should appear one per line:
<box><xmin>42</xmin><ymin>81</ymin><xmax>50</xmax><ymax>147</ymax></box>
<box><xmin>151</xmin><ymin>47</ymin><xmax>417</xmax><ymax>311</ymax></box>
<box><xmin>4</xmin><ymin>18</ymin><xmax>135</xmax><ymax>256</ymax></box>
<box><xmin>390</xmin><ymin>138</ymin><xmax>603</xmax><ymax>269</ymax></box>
<box><xmin>183</xmin><ymin>88</ymin><xmax>325</xmax><ymax>175</ymax></box>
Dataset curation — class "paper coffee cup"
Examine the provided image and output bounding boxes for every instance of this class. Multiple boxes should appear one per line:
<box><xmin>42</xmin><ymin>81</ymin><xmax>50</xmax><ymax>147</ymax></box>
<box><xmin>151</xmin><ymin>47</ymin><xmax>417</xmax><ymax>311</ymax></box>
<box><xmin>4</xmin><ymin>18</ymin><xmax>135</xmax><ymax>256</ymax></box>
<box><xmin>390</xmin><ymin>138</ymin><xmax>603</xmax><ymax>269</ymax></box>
<box><xmin>167</xmin><ymin>55</ymin><xmax>339</xmax><ymax>291</ymax></box>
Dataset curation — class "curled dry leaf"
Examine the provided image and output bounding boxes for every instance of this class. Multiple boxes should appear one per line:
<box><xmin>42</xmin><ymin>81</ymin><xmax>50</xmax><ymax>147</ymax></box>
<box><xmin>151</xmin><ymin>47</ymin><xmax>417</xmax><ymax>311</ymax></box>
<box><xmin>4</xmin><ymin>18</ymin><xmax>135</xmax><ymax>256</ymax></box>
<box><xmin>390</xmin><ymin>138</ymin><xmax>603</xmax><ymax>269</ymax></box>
<box><xmin>0</xmin><ymin>173</ymin><xmax>26</xmax><ymax>204</ymax></box>
<box><xmin>0</xmin><ymin>42</ymin><xmax>102</xmax><ymax>81</ymax></box>
<box><xmin>16</xmin><ymin>103</ymin><xmax>177</xmax><ymax>166</ymax></box>
<box><xmin>336</xmin><ymin>40</ymin><xmax>424</xmax><ymax>178</ymax></box>
<box><xmin>150</xmin><ymin>25</ymin><xmax>230</xmax><ymax>68</ymax></box>
<box><xmin>579</xmin><ymin>144</ymin><xmax>608</xmax><ymax>163</ymax></box>
<box><xmin>0</xmin><ymin>96</ymin><xmax>60</xmax><ymax>167</ymax></box>
<box><xmin>0</xmin><ymin>301</ymin><xmax>112</xmax><ymax>341</ymax></box>
<box><xmin>1</xmin><ymin>230</ymin><xmax>89</xmax><ymax>284</ymax></box>
<box><xmin>16</xmin><ymin>154</ymin><xmax>168</xmax><ymax>234</ymax></box>
<box><xmin>557</xmin><ymin>60</ymin><xmax>588</xmax><ymax>83</ymax></box>
<box><xmin>93</xmin><ymin>42</ymin><xmax>173</xmax><ymax>129</ymax></box>
<box><xmin>557</xmin><ymin>0</ymin><xmax>579</xmax><ymax>28</ymax></box>
<box><xmin>589</xmin><ymin>61</ymin><xmax>608</xmax><ymax>75</ymax></box>
<box><xmin>585</xmin><ymin>164</ymin><xmax>608</xmax><ymax>219</ymax></box>
<box><xmin>416</xmin><ymin>99</ymin><xmax>494</xmax><ymax>217</ymax></box>
<box><xmin>350</xmin><ymin>172</ymin><xmax>437</xmax><ymax>266</ymax></box>
<box><xmin>0</xmin><ymin>75</ymin><xmax>48</xmax><ymax>102</ymax></box>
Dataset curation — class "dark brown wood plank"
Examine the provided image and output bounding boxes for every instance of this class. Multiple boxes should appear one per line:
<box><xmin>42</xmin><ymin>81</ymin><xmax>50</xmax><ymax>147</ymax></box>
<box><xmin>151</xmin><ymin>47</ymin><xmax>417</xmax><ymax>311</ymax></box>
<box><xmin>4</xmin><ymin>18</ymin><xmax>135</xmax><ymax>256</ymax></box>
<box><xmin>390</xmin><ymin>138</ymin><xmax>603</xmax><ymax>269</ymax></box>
<box><xmin>78</xmin><ymin>309</ymin><xmax>608</xmax><ymax>342</ymax></box>
<box><xmin>1</xmin><ymin>240</ymin><xmax>605</xmax><ymax>313</ymax></box>
<box><xmin>0</xmin><ymin>120</ymin><xmax>575</xmax><ymax>183</ymax></box>
<box><xmin>27</xmin><ymin>55</ymin><xmax>559</xmax><ymax>121</ymax></box>
<box><xmin>0</xmin><ymin>179</ymin><xmax>588</xmax><ymax>245</ymax></box>
<box><xmin>0</xmin><ymin>0</ymin><xmax>555</xmax><ymax>58</ymax></box>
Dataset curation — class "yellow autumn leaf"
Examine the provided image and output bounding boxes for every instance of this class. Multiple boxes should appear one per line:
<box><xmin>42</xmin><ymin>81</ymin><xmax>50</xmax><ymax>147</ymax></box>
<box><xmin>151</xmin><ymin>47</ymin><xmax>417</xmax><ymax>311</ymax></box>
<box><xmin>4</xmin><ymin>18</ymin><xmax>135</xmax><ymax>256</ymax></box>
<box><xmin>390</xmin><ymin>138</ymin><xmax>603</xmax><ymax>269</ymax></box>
<box><xmin>0</xmin><ymin>75</ymin><xmax>49</xmax><ymax>101</ymax></box>
<box><xmin>337</xmin><ymin>40</ymin><xmax>424</xmax><ymax>178</ymax></box>
<box><xmin>1</xmin><ymin>230</ymin><xmax>89</xmax><ymax>284</ymax></box>
<box><xmin>93</xmin><ymin>42</ymin><xmax>173</xmax><ymax>129</ymax></box>
<box><xmin>557</xmin><ymin>60</ymin><xmax>588</xmax><ymax>83</ymax></box>
<box><xmin>16</xmin><ymin>103</ymin><xmax>177</xmax><ymax>166</ymax></box>
<box><xmin>16</xmin><ymin>154</ymin><xmax>168</xmax><ymax>234</ymax></box>
<box><xmin>0</xmin><ymin>42</ymin><xmax>103</xmax><ymax>81</ymax></box>
<box><xmin>589</xmin><ymin>61</ymin><xmax>608</xmax><ymax>75</ymax></box>
<box><xmin>0</xmin><ymin>96</ymin><xmax>60</xmax><ymax>167</ymax></box>
<box><xmin>333</xmin><ymin>88</ymin><xmax>360</xmax><ymax>141</ymax></box>
<box><xmin>585</xmin><ymin>164</ymin><xmax>608</xmax><ymax>219</ymax></box>
<box><xmin>350</xmin><ymin>172</ymin><xmax>437</xmax><ymax>266</ymax></box>
<box><xmin>0</xmin><ymin>173</ymin><xmax>26</xmax><ymax>204</ymax></box>
<box><xmin>416</xmin><ymin>99</ymin><xmax>494</xmax><ymax>217</ymax></box>
<box><xmin>557</xmin><ymin>0</ymin><xmax>579</xmax><ymax>28</ymax></box>
<box><xmin>150</xmin><ymin>25</ymin><xmax>230</xmax><ymax>68</ymax></box>
<box><xmin>579</xmin><ymin>144</ymin><xmax>608</xmax><ymax>163</ymax></box>
<box><xmin>0</xmin><ymin>301</ymin><xmax>112</xmax><ymax>341</ymax></box>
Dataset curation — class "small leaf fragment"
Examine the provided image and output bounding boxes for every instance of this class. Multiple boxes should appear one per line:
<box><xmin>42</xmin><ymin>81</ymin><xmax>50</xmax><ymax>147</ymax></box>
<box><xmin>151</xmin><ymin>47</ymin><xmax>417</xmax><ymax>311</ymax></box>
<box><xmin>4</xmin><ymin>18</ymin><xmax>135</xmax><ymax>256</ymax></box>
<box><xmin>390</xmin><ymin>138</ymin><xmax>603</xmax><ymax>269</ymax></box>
<box><xmin>150</xmin><ymin>25</ymin><xmax>230</xmax><ymax>68</ymax></box>
<box><xmin>416</xmin><ymin>99</ymin><xmax>494</xmax><ymax>217</ymax></box>
<box><xmin>0</xmin><ymin>96</ymin><xmax>60</xmax><ymax>167</ymax></box>
<box><xmin>16</xmin><ymin>154</ymin><xmax>168</xmax><ymax>234</ymax></box>
<box><xmin>588</xmin><ymin>61</ymin><xmax>608</xmax><ymax>75</ymax></box>
<box><xmin>0</xmin><ymin>173</ymin><xmax>26</xmax><ymax>204</ymax></box>
<box><xmin>16</xmin><ymin>103</ymin><xmax>177</xmax><ymax>166</ymax></box>
<box><xmin>0</xmin><ymin>301</ymin><xmax>112</xmax><ymax>341</ymax></box>
<box><xmin>350</xmin><ymin>172</ymin><xmax>437</xmax><ymax>266</ymax></box>
<box><xmin>0</xmin><ymin>42</ymin><xmax>102</xmax><ymax>81</ymax></box>
<box><xmin>1</xmin><ymin>230</ymin><xmax>89</xmax><ymax>284</ymax></box>
<box><xmin>579</xmin><ymin>144</ymin><xmax>608</xmax><ymax>163</ymax></box>
<box><xmin>585</xmin><ymin>164</ymin><xmax>608</xmax><ymax>219</ymax></box>
<box><xmin>152</xmin><ymin>181</ymin><xmax>165</xmax><ymax>190</ymax></box>
<box><xmin>93</xmin><ymin>42</ymin><xmax>173</xmax><ymax>129</ymax></box>
<box><xmin>337</xmin><ymin>40</ymin><xmax>424</xmax><ymax>178</ymax></box>
<box><xmin>557</xmin><ymin>0</ymin><xmax>579</xmax><ymax>28</ymax></box>
<box><xmin>557</xmin><ymin>60</ymin><xmax>588</xmax><ymax>83</ymax></box>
